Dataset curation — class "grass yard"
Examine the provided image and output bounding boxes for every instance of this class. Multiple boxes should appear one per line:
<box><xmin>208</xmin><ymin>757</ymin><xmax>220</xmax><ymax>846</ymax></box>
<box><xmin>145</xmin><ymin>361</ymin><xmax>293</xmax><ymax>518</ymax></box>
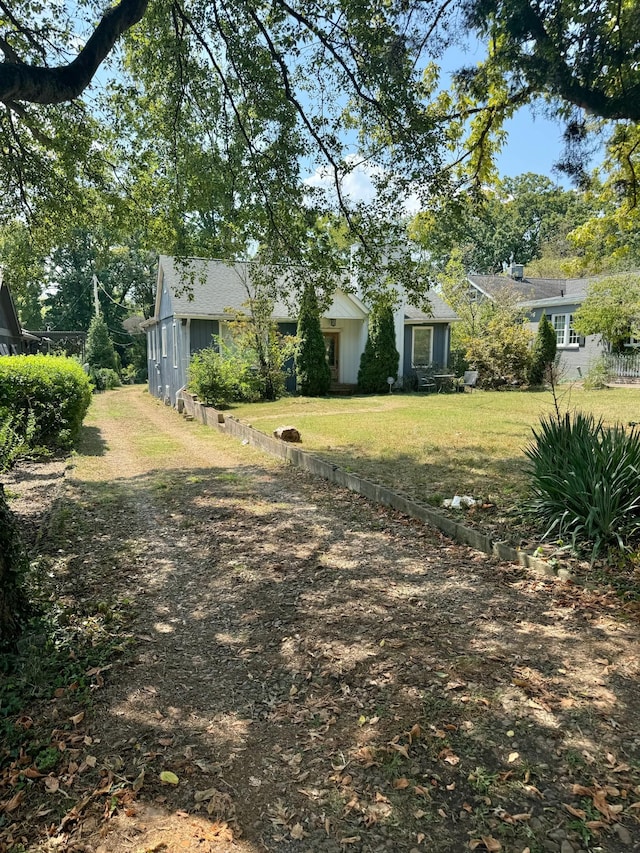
<box><xmin>230</xmin><ymin>386</ymin><xmax>640</xmax><ymax>518</ymax></box>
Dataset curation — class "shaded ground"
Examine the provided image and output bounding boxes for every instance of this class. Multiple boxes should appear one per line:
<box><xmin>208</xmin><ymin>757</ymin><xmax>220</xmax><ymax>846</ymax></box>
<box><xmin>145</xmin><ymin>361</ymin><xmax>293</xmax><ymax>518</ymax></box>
<box><xmin>1</xmin><ymin>386</ymin><xmax>639</xmax><ymax>853</ymax></box>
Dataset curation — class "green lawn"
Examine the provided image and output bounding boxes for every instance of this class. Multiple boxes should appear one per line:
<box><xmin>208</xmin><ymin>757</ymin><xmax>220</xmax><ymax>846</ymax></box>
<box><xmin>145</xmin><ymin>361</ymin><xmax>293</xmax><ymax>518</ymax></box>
<box><xmin>230</xmin><ymin>387</ymin><xmax>640</xmax><ymax>512</ymax></box>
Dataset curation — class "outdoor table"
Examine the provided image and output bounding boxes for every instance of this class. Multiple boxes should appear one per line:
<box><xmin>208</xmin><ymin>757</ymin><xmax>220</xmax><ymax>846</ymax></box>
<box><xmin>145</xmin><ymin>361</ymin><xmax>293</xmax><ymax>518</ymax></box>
<box><xmin>434</xmin><ymin>374</ymin><xmax>456</xmax><ymax>393</ymax></box>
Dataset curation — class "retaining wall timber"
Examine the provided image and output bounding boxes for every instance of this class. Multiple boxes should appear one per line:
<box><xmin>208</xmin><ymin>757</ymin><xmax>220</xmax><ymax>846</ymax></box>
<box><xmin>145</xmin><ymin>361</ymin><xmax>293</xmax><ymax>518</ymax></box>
<box><xmin>177</xmin><ymin>390</ymin><xmax>560</xmax><ymax>578</ymax></box>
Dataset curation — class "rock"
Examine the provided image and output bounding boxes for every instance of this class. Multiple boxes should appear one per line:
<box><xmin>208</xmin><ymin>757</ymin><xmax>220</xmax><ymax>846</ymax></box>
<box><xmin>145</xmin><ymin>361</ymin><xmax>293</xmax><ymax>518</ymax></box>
<box><xmin>613</xmin><ymin>823</ymin><xmax>633</xmax><ymax>845</ymax></box>
<box><xmin>273</xmin><ymin>425</ymin><xmax>301</xmax><ymax>442</ymax></box>
<box><xmin>560</xmin><ymin>840</ymin><xmax>575</xmax><ymax>853</ymax></box>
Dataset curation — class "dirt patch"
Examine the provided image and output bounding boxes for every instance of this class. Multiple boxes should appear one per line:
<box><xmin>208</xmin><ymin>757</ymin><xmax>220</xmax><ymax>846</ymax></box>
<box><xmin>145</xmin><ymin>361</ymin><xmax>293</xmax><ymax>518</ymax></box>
<box><xmin>1</xmin><ymin>387</ymin><xmax>639</xmax><ymax>853</ymax></box>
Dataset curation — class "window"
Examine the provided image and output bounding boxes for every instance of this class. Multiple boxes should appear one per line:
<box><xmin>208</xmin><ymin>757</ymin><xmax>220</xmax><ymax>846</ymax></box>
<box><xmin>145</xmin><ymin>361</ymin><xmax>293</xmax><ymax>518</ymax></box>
<box><xmin>161</xmin><ymin>325</ymin><xmax>167</xmax><ymax>358</ymax></box>
<box><xmin>412</xmin><ymin>326</ymin><xmax>433</xmax><ymax>366</ymax></box>
<box><xmin>551</xmin><ymin>314</ymin><xmax>579</xmax><ymax>348</ymax></box>
<box><xmin>172</xmin><ymin>322</ymin><xmax>178</xmax><ymax>368</ymax></box>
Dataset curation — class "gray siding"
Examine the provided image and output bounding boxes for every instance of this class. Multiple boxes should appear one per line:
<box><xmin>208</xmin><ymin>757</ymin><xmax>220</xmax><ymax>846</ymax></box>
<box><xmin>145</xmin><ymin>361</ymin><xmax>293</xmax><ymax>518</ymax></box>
<box><xmin>190</xmin><ymin>319</ymin><xmax>219</xmax><ymax>354</ymax></box>
<box><xmin>402</xmin><ymin>324</ymin><xmax>450</xmax><ymax>376</ymax></box>
<box><xmin>529</xmin><ymin>305</ymin><xmax>600</xmax><ymax>380</ymax></box>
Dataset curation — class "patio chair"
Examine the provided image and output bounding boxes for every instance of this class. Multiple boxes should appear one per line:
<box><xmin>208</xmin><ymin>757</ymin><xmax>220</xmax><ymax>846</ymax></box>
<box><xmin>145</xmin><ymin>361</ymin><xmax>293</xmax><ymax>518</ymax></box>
<box><xmin>415</xmin><ymin>367</ymin><xmax>436</xmax><ymax>393</ymax></box>
<box><xmin>462</xmin><ymin>370</ymin><xmax>478</xmax><ymax>391</ymax></box>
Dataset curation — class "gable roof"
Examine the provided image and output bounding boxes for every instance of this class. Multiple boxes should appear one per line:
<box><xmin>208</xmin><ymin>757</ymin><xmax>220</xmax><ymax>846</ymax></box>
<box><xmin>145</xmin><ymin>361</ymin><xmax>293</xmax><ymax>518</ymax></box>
<box><xmin>153</xmin><ymin>255</ymin><xmax>456</xmax><ymax>324</ymax></box>
<box><xmin>154</xmin><ymin>255</ymin><xmax>367</xmax><ymax>321</ymax></box>
<box><xmin>467</xmin><ymin>273</ymin><xmax>590</xmax><ymax>305</ymax></box>
<box><xmin>405</xmin><ymin>292</ymin><xmax>458</xmax><ymax>323</ymax></box>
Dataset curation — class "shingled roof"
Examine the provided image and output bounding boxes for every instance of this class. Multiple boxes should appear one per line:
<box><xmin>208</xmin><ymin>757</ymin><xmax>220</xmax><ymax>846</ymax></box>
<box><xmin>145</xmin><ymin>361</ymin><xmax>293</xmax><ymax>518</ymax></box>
<box><xmin>467</xmin><ymin>274</ymin><xmax>590</xmax><ymax>304</ymax></box>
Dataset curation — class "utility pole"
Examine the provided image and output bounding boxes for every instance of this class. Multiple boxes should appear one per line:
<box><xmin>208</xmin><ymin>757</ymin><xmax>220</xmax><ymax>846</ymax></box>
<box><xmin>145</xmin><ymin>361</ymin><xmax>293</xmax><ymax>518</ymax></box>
<box><xmin>92</xmin><ymin>275</ymin><xmax>100</xmax><ymax>317</ymax></box>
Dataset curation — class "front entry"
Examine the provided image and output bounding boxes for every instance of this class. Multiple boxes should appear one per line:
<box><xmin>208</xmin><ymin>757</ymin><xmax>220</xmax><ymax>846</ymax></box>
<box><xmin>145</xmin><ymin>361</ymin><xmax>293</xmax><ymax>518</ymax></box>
<box><xmin>323</xmin><ymin>332</ymin><xmax>340</xmax><ymax>382</ymax></box>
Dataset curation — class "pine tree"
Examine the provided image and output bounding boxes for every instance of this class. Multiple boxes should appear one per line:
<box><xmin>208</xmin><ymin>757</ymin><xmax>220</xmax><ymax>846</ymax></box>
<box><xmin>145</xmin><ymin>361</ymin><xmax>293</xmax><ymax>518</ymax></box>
<box><xmin>357</xmin><ymin>300</ymin><xmax>399</xmax><ymax>393</ymax></box>
<box><xmin>295</xmin><ymin>283</ymin><xmax>331</xmax><ymax>396</ymax></box>
<box><xmin>528</xmin><ymin>314</ymin><xmax>557</xmax><ymax>386</ymax></box>
<box><xmin>85</xmin><ymin>314</ymin><xmax>118</xmax><ymax>371</ymax></box>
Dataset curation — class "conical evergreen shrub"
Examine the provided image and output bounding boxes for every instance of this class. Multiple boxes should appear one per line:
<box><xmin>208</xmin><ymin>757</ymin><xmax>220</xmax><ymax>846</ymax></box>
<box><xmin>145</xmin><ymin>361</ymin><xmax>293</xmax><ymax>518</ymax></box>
<box><xmin>295</xmin><ymin>283</ymin><xmax>331</xmax><ymax>396</ymax></box>
<box><xmin>357</xmin><ymin>299</ymin><xmax>399</xmax><ymax>393</ymax></box>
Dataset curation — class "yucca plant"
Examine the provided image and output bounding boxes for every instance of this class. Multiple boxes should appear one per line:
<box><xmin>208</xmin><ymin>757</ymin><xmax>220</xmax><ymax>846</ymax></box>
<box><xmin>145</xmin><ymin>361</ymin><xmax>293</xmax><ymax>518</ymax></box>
<box><xmin>524</xmin><ymin>412</ymin><xmax>640</xmax><ymax>557</ymax></box>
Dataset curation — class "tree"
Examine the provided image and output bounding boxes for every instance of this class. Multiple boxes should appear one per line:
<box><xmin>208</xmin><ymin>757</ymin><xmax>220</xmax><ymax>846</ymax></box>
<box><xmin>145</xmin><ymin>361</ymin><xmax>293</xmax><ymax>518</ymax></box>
<box><xmin>85</xmin><ymin>315</ymin><xmax>118</xmax><ymax>372</ymax></box>
<box><xmin>573</xmin><ymin>274</ymin><xmax>640</xmax><ymax>353</ymax></box>
<box><xmin>448</xmin><ymin>0</ymin><xmax>640</xmax><ymax>189</ymax></box>
<box><xmin>295</xmin><ymin>283</ymin><xmax>330</xmax><ymax>397</ymax></box>
<box><xmin>226</xmin><ymin>265</ymin><xmax>296</xmax><ymax>402</ymax></box>
<box><xmin>410</xmin><ymin>174</ymin><xmax>593</xmax><ymax>274</ymax></box>
<box><xmin>357</xmin><ymin>299</ymin><xmax>400</xmax><ymax>393</ymax></box>
<box><xmin>528</xmin><ymin>314</ymin><xmax>557</xmax><ymax>386</ymax></box>
<box><xmin>439</xmin><ymin>257</ymin><xmax>533</xmax><ymax>387</ymax></box>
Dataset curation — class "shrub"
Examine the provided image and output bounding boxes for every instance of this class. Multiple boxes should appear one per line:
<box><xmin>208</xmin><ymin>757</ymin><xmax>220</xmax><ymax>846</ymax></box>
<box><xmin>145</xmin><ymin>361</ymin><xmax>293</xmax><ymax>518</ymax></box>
<box><xmin>583</xmin><ymin>356</ymin><xmax>611</xmax><ymax>390</ymax></box>
<box><xmin>296</xmin><ymin>283</ymin><xmax>331</xmax><ymax>396</ymax></box>
<box><xmin>524</xmin><ymin>411</ymin><xmax>640</xmax><ymax>556</ymax></box>
<box><xmin>90</xmin><ymin>367</ymin><xmax>122</xmax><ymax>391</ymax></box>
<box><xmin>357</xmin><ymin>299</ymin><xmax>399</xmax><ymax>393</ymax></box>
<box><xmin>0</xmin><ymin>484</ymin><xmax>30</xmax><ymax>646</ymax></box>
<box><xmin>188</xmin><ymin>346</ymin><xmax>261</xmax><ymax>408</ymax></box>
<box><xmin>528</xmin><ymin>314</ymin><xmax>557</xmax><ymax>386</ymax></box>
<box><xmin>0</xmin><ymin>409</ymin><xmax>37</xmax><ymax>472</ymax></box>
<box><xmin>0</xmin><ymin>355</ymin><xmax>92</xmax><ymax>451</ymax></box>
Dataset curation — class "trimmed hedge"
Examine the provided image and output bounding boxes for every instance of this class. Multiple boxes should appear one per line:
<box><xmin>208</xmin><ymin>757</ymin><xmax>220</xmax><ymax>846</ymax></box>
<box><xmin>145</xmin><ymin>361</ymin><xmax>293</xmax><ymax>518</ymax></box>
<box><xmin>0</xmin><ymin>355</ymin><xmax>92</xmax><ymax>451</ymax></box>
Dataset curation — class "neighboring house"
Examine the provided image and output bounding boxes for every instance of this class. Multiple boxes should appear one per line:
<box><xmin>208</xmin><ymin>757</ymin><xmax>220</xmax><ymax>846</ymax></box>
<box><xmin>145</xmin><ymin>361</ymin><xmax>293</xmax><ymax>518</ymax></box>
<box><xmin>144</xmin><ymin>255</ymin><xmax>458</xmax><ymax>405</ymax></box>
<box><xmin>467</xmin><ymin>264</ymin><xmax>600</xmax><ymax>380</ymax></box>
<box><xmin>0</xmin><ymin>280</ymin><xmax>38</xmax><ymax>355</ymax></box>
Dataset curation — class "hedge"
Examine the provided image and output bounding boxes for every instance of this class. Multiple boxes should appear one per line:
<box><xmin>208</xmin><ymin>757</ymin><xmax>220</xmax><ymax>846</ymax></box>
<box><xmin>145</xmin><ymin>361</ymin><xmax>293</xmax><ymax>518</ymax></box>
<box><xmin>0</xmin><ymin>355</ymin><xmax>92</xmax><ymax>451</ymax></box>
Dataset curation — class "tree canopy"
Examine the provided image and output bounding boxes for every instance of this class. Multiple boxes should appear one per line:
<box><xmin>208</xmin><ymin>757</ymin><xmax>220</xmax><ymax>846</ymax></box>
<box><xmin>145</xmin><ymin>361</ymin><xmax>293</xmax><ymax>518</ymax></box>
<box><xmin>0</xmin><ymin>0</ymin><xmax>638</xmax><ymax>315</ymax></box>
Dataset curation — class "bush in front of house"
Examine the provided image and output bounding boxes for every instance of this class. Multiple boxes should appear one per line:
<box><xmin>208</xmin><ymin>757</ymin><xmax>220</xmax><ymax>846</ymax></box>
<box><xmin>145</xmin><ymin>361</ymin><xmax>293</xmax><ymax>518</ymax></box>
<box><xmin>188</xmin><ymin>346</ymin><xmax>262</xmax><ymax>408</ymax></box>
<box><xmin>0</xmin><ymin>355</ymin><xmax>92</xmax><ymax>451</ymax></box>
<box><xmin>524</xmin><ymin>411</ymin><xmax>640</xmax><ymax>557</ymax></box>
<box><xmin>528</xmin><ymin>314</ymin><xmax>557</xmax><ymax>386</ymax></box>
<box><xmin>357</xmin><ymin>298</ymin><xmax>399</xmax><ymax>393</ymax></box>
<box><xmin>296</xmin><ymin>283</ymin><xmax>331</xmax><ymax>396</ymax></box>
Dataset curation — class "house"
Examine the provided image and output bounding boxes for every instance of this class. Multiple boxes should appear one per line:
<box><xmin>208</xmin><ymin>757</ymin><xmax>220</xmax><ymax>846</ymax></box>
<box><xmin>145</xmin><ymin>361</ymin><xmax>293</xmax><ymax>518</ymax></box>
<box><xmin>144</xmin><ymin>255</ymin><xmax>458</xmax><ymax>405</ymax></box>
<box><xmin>467</xmin><ymin>264</ymin><xmax>601</xmax><ymax>380</ymax></box>
<box><xmin>0</xmin><ymin>279</ymin><xmax>38</xmax><ymax>355</ymax></box>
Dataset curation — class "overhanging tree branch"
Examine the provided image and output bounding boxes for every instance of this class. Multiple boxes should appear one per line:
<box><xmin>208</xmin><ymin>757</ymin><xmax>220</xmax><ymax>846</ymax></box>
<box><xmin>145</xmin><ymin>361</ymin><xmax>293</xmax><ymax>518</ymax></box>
<box><xmin>0</xmin><ymin>0</ymin><xmax>149</xmax><ymax>105</ymax></box>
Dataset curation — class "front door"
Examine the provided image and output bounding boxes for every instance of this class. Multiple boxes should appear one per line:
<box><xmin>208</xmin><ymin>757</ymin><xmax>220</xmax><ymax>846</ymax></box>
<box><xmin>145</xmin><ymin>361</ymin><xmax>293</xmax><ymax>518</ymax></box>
<box><xmin>323</xmin><ymin>332</ymin><xmax>340</xmax><ymax>382</ymax></box>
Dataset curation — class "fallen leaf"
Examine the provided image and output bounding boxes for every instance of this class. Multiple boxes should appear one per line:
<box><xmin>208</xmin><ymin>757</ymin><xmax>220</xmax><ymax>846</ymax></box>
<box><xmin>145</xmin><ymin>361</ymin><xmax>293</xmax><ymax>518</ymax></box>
<box><xmin>481</xmin><ymin>836</ymin><xmax>502</xmax><ymax>851</ymax></box>
<box><xmin>389</xmin><ymin>743</ymin><xmax>410</xmax><ymax>758</ymax></box>
<box><xmin>159</xmin><ymin>770</ymin><xmax>179</xmax><ymax>785</ymax></box>
<box><xmin>394</xmin><ymin>777</ymin><xmax>410</xmax><ymax>789</ymax></box>
<box><xmin>508</xmin><ymin>752</ymin><xmax>519</xmax><ymax>763</ymax></box>
<box><xmin>69</xmin><ymin>711</ymin><xmax>85</xmax><ymax>726</ymax></box>
<box><xmin>1</xmin><ymin>790</ymin><xmax>25</xmax><ymax>812</ymax></box>
<box><xmin>290</xmin><ymin>823</ymin><xmax>305</xmax><ymax>840</ymax></box>
<box><xmin>564</xmin><ymin>804</ymin><xmax>586</xmax><ymax>819</ymax></box>
<box><xmin>44</xmin><ymin>776</ymin><xmax>60</xmax><ymax>793</ymax></box>
<box><xmin>195</xmin><ymin>787</ymin><xmax>219</xmax><ymax>802</ymax></box>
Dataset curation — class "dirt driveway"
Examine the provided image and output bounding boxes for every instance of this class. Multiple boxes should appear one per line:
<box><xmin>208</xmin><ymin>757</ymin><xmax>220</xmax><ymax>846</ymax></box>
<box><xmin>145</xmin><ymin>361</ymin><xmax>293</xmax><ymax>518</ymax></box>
<box><xmin>2</xmin><ymin>386</ymin><xmax>639</xmax><ymax>853</ymax></box>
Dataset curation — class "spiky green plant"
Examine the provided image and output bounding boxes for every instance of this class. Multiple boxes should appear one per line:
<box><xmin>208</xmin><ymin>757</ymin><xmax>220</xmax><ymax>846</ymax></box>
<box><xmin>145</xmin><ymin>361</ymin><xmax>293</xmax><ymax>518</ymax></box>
<box><xmin>524</xmin><ymin>411</ymin><xmax>640</xmax><ymax>557</ymax></box>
